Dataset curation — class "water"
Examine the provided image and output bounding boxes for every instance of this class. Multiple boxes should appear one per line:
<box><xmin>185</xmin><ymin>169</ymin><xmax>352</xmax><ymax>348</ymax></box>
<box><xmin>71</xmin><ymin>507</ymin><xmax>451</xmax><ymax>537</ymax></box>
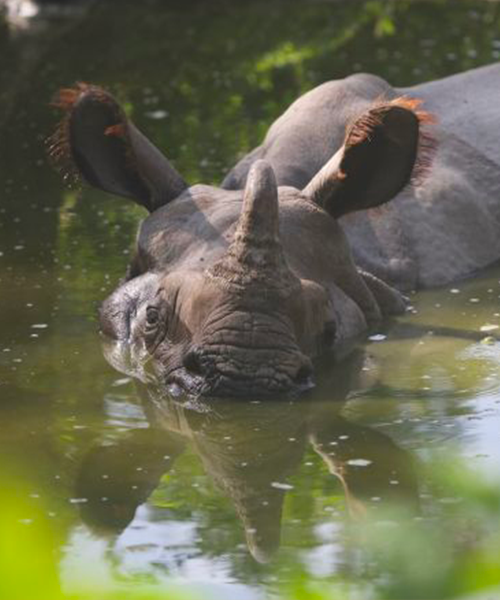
<box><xmin>1</xmin><ymin>1</ymin><xmax>500</xmax><ymax>598</ymax></box>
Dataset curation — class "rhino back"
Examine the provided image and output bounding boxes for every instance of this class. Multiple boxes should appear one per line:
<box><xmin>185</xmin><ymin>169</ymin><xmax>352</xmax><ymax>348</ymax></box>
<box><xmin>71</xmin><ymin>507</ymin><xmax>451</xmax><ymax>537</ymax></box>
<box><xmin>386</xmin><ymin>63</ymin><xmax>500</xmax><ymax>287</ymax></box>
<box><xmin>402</xmin><ymin>62</ymin><xmax>500</xmax><ymax>165</ymax></box>
<box><xmin>345</xmin><ymin>65</ymin><xmax>500</xmax><ymax>288</ymax></box>
<box><xmin>223</xmin><ymin>73</ymin><xmax>396</xmax><ymax>191</ymax></box>
<box><xmin>224</xmin><ymin>66</ymin><xmax>500</xmax><ymax>290</ymax></box>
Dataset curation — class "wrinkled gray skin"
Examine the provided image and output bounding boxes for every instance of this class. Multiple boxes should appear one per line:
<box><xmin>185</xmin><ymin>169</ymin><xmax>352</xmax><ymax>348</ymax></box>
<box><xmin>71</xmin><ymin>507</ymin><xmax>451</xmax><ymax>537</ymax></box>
<box><xmin>56</xmin><ymin>64</ymin><xmax>500</xmax><ymax>398</ymax></box>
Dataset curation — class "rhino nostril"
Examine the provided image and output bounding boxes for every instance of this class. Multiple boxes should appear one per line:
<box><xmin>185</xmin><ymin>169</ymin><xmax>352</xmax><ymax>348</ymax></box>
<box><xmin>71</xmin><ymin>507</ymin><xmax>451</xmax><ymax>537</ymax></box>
<box><xmin>183</xmin><ymin>349</ymin><xmax>204</xmax><ymax>376</ymax></box>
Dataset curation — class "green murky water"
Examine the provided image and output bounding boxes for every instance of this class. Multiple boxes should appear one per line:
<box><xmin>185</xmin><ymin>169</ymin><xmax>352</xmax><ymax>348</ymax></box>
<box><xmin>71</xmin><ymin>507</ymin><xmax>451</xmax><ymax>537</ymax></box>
<box><xmin>1</xmin><ymin>1</ymin><xmax>500</xmax><ymax>598</ymax></box>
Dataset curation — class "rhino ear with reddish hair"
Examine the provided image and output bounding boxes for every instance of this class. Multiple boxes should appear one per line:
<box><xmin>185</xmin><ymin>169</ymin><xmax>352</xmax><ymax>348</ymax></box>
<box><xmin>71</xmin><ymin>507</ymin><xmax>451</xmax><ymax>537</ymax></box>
<box><xmin>47</xmin><ymin>83</ymin><xmax>187</xmax><ymax>212</ymax></box>
<box><xmin>303</xmin><ymin>98</ymin><xmax>435</xmax><ymax>219</ymax></box>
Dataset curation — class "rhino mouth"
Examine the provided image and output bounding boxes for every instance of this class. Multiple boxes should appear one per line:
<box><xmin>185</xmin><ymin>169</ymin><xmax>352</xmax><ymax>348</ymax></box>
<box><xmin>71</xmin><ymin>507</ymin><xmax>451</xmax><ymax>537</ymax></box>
<box><xmin>164</xmin><ymin>368</ymin><xmax>205</xmax><ymax>398</ymax></box>
<box><xmin>101</xmin><ymin>336</ymin><xmax>316</xmax><ymax>399</ymax></box>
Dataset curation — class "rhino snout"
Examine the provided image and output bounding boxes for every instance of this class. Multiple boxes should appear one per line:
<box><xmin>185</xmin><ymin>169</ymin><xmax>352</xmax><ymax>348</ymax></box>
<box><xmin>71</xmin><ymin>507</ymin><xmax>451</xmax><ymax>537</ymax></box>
<box><xmin>167</xmin><ymin>343</ymin><xmax>315</xmax><ymax>399</ymax></box>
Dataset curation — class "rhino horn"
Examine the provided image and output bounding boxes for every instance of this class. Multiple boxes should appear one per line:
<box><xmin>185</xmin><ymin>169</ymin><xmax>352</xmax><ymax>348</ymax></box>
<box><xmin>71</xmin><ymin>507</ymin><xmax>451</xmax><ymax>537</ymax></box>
<box><xmin>210</xmin><ymin>160</ymin><xmax>294</xmax><ymax>288</ymax></box>
<box><xmin>234</xmin><ymin>159</ymin><xmax>280</xmax><ymax>255</ymax></box>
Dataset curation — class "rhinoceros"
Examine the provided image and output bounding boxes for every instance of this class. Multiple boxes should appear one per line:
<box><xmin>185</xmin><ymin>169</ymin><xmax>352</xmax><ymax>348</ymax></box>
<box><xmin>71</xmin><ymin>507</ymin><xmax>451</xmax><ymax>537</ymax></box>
<box><xmin>49</xmin><ymin>63</ymin><xmax>500</xmax><ymax>398</ymax></box>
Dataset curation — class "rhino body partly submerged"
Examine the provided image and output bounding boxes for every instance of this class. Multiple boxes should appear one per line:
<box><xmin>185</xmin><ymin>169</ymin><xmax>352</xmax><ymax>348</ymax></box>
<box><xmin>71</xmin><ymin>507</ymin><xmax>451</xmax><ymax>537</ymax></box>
<box><xmin>225</xmin><ymin>64</ymin><xmax>500</xmax><ymax>290</ymax></box>
<box><xmin>51</xmin><ymin>63</ymin><xmax>500</xmax><ymax>397</ymax></box>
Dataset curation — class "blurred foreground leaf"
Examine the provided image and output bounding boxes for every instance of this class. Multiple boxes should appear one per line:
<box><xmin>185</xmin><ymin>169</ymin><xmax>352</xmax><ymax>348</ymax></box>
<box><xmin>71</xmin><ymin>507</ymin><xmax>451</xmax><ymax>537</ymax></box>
<box><xmin>0</xmin><ymin>469</ymin><xmax>61</xmax><ymax>600</ymax></box>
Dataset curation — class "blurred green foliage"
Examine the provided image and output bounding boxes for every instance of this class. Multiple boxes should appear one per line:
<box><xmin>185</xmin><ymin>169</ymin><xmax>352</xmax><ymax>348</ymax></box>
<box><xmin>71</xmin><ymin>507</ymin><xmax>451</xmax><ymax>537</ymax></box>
<box><xmin>0</xmin><ymin>469</ymin><xmax>60</xmax><ymax>600</ymax></box>
<box><xmin>356</xmin><ymin>459</ymin><xmax>500</xmax><ymax>599</ymax></box>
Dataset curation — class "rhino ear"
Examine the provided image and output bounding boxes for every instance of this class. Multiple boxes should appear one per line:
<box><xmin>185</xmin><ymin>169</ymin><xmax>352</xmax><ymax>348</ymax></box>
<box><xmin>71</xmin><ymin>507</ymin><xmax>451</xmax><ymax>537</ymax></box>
<box><xmin>48</xmin><ymin>84</ymin><xmax>187</xmax><ymax>212</ymax></box>
<box><xmin>303</xmin><ymin>99</ymin><xmax>434</xmax><ymax>219</ymax></box>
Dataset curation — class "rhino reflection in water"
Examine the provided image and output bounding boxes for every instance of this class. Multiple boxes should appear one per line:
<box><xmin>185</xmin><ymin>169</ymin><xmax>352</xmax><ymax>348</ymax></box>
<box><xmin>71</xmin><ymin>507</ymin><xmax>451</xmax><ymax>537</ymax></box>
<box><xmin>75</xmin><ymin>353</ymin><xmax>418</xmax><ymax>563</ymax></box>
<box><xmin>50</xmin><ymin>63</ymin><xmax>500</xmax><ymax>397</ymax></box>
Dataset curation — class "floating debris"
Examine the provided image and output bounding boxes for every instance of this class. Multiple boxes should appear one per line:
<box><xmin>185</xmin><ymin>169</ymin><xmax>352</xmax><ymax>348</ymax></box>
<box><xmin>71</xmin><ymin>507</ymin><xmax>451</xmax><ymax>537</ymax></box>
<box><xmin>480</xmin><ymin>324</ymin><xmax>499</xmax><ymax>332</ymax></box>
<box><xmin>145</xmin><ymin>110</ymin><xmax>168</xmax><ymax>120</ymax></box>
<box><xmin>111</xmin><ymin>377</ymin><xmax>132</xmax><ymax>387</ymax></box>
<box><xmin>271</xmin><ymin>481</ymin><xmax>294</xmax><ymax>490</ymax></box>
<box><xmin>347</xmin><ymin>459</ymin><xmax>373</xmax><ymax>467</ymax></box>
<box><xmin>368</xmin><ymin>333</ymin><xmax>387</xmax><ymax>342</ymax></box>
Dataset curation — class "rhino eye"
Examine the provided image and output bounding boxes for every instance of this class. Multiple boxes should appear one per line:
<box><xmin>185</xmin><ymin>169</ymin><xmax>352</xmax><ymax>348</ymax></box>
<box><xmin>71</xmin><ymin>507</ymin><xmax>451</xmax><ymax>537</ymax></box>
<box><xmin>146</xmin><ymin>306</ymin><xmax>160</xmax><ymax>327</ymax></box>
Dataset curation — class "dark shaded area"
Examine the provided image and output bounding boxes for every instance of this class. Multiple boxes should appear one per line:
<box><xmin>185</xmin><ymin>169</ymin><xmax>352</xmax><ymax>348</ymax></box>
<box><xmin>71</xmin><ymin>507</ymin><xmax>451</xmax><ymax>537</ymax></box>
<box><xmin>75</xmin><ymin>427</ymin><xmax>186</xmax><ymax>534</ymax></box>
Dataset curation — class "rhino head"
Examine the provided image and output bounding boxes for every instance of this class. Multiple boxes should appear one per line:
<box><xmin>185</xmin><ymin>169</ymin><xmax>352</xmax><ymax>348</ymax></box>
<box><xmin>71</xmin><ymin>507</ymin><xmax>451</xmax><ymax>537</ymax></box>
<box><xmin>49</xmin><ymin>84</ymin><xmax>429</xmax><ymax>398</ymax></box>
